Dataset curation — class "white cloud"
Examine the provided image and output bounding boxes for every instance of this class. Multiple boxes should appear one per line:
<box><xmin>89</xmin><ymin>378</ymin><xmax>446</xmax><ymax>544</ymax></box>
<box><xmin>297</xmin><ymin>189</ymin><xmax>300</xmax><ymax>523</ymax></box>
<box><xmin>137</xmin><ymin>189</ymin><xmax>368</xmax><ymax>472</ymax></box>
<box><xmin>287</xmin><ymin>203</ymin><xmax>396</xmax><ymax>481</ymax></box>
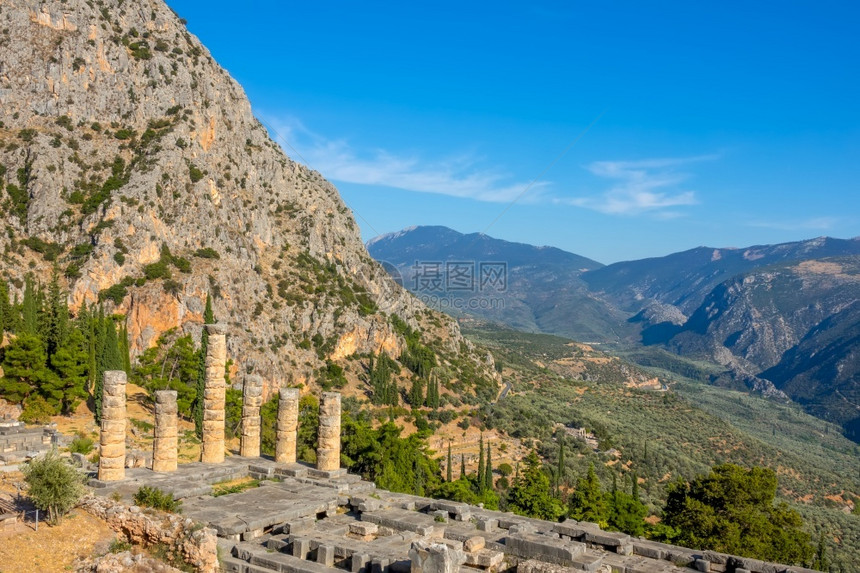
<box><xmin>560</xmin><ymin>155</ymin><xmax>716</xmax><ymax>216</ymax></box>
<box><xmin>747</xmin><ymin>216</ymin><xmax>841</xmax><ymax>231</ymax></box>
<box><xmin>260</xmin><ymin>115</ymin><xmax>543</xmax><ymax>203</ymax></box>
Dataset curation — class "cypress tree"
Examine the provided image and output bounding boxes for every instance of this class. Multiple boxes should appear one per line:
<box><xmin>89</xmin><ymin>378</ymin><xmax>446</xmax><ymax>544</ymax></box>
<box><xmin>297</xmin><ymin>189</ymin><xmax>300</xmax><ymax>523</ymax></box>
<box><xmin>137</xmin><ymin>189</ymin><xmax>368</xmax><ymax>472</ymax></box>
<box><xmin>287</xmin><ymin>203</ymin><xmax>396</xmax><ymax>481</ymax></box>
<box><xmin>93</xmin><ymin>306</ymin><xmax>107</xmax><ymax>423</ymax></box>
<box><xmin>485</xmin><ymin>441</ymin><xmax>493</xmax><ymax>491</ymax></box>
<box><xmin>460</xmin><ymin>453</ymin><xmax>466</xmax><ymax>480</ymax></box>
<box><xmin>194</xmin><ymin>294</ymin><xmax>214</xmax><ymax>439</ymax></box>
<box><xmin>447</xmin><ymin>441</ymin><xmax>453</xmax><ymax>482</ymax></box>
<box><xmin>632</xmin><ymin>472</ymin><xmax>639</xmax><ymax>501</ymax></box>
<box><xmin>0</xmin><ymin>281</ymin><xmax>10</xmax><ymax>333</ymax></box>
<box><xmin>119</xmin><ymin>323</ymin><xmax>131</xmax><ymax>373</ymax></box>
<box><xmin>409</xmin><ymin>376</ymin><xmax>425</xmax><ymax>407</ymax></box>
<box><xmin>102</xmin><ymin>318</ymin><xmax>123</xmax><ymax>371</ymax></box>
<box><xmin>44</xmin><ymin>271</ymin><xmax>70</xmax><ymax>358</ymax></box>
<box><xmin>477</xmin><ymin>434</ymin><xmax>485</xmax><ymax>492</ymax></box>
<box><xmin>21</xmin><ymin>275</ymin><xmax>38</xmax><ymax>334</ymax></box>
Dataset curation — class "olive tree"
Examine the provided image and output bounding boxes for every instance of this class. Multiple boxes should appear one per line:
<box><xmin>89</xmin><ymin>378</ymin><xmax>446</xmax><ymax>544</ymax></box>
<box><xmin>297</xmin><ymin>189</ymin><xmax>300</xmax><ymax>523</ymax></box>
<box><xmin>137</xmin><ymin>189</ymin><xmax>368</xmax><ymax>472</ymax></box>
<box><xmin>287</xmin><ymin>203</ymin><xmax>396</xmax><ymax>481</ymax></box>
<box><xmin>22</xmin><ymin>449</ymin><xmax>86</xmax><ymax>524</ymax></box>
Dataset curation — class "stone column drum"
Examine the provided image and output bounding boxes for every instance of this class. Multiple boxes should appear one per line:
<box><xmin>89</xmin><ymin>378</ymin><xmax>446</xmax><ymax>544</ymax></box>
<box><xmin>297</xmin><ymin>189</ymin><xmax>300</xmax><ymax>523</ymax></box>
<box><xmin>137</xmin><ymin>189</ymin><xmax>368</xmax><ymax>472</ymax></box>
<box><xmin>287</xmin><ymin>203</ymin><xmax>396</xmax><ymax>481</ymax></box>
<box><xmin>98</xmin><ymin>370</ymin><xmax>127</xmax><ymax>481</ymax></box>
<box><xmin>276</xmin><ymin>387</ymin><xmax>300</xmax><ymax>464</ymax></box>
<box><xmin>201</xmin><ymin>324</ymin><xmax>227</xmax><ymax>463</ymax></box>
<box><xmin>316</xmin><ymin>392</ymin><xmax>341</xmax><ymax>471</ymax></box>
<box><xmin>240</xmin><ymin>375</ymin><xmax>263</xmax><ymax>458</ymax></box>
<box><xmin>152</xmin><ymin>390</ymin><xmax>178</xmax><ymax>472</ymax></box>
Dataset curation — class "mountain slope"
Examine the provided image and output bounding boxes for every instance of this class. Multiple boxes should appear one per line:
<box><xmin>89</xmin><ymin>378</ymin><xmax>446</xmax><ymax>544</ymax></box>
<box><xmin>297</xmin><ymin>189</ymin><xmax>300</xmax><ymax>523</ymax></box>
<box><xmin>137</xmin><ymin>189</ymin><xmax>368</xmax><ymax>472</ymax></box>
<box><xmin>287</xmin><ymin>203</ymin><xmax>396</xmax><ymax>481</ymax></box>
<box><xmin>644</xmin><ymin>256</ymin><xmax>860</xmax><ymax>435</ymax></box>
<box><xmin>368</xmin><ymin>226</ymin><xmax>633</xmax><ymax>342</ymax></box>
<box><xmin>0</xmin><ymin>0</ymin><xmax>492</xmax><ymax>393</ymax></box>
<box><xmin>582</xmin><ymin>236</ymin><xmax>860</xmax><ymax>315</ymax></box>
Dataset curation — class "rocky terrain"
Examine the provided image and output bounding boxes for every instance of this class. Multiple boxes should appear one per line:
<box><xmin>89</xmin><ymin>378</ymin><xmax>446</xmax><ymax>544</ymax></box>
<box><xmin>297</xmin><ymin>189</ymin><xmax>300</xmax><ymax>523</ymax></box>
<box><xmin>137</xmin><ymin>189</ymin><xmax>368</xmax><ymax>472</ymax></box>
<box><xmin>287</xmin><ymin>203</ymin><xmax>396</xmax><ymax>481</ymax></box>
<box><xmin>0</xmin><ymin>0</ymin><xmax>494</xmax><ymax>396</ymax></box>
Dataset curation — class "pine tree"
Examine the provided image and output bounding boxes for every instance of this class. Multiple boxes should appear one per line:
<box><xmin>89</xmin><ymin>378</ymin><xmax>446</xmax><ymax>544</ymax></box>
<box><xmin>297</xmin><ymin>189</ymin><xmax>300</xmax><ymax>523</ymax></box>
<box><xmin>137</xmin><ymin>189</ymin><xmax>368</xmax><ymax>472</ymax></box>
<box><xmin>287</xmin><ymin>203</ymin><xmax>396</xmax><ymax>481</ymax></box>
<box><xmin>506</xmin><ymin>450</ymin><xmax>564</xmax><ymax>521</ymax></box>
<box><xmin>194</xmin><ymin>294</ymin><xmax>214</xmax><ymax>438</ymax></box>
<box><xmin>484</xmin><ymin>441</ymin><xmax>493</xmax><ymax>491</ymax></box>
<box><xmin>447</xmin><ymin>442</ymin><xmax>453</xmax><ymax>482</ymax></box>
<box><xmin>477</xmin><ymin>434</ymin><xmax>485</xmax><ymax>493</ymax></box>
<box><xmin>569</xmin><ymin>463</ymin><xmax>609</xmax><ymax>526</ymax></box>
<box><xmin>46</xmin><ymin>328</ymin><xmax>88</xmax><ymax>414</ymax></box>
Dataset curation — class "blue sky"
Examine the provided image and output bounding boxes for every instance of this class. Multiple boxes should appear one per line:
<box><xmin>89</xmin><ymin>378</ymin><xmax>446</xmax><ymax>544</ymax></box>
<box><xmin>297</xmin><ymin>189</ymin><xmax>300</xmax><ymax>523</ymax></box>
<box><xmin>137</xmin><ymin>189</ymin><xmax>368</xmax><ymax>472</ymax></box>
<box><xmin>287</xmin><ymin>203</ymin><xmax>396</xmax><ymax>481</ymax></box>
<box><xmin>167</xmin><ymin>0</ymin><xmax>859</xmax><ymax>263</ymax></box>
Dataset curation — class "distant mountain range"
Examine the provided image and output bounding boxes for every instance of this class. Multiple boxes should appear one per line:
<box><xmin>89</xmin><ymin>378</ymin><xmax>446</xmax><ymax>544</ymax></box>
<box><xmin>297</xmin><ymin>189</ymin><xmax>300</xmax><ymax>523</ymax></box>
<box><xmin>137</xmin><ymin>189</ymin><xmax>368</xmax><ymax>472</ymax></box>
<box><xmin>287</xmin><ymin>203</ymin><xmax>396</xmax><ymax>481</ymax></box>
<box><xmin>368</xmin><ymin>227</ymin><xmax>860</xmax><ymax>440</ymax></box>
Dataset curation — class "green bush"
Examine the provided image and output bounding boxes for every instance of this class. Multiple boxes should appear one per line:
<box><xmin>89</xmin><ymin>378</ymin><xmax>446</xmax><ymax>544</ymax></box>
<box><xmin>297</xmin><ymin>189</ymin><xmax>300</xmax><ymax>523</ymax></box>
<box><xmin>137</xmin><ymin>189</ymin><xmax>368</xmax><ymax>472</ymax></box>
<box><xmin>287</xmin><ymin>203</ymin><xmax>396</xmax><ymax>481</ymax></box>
<box><xmin>68</xmin><ymin>435</ymin><xmax>94</xmax><ymax>455</ymax></box>
<box><xmin>188</xmin><ymin>164</ymin><xmax>204</xmax><ymax>183</ymax></box>
<box><xmin>193</xmin><ymin>247</ymin><xmax>220</xmax><ymax>259</ymax></box>
<box><xmin>23</xmin><ymin>449</ymin><xmax>86</xmax><ymax>524</ymax></box>
<box><xmin>133</xmin><ymin>486</ymin><xmax>182</xmax><ymax>513</ymax></box>
<box><xmin>20</xmin><ymin>395</ymin><xmax>57</xmax><ymax>424</ymax></box>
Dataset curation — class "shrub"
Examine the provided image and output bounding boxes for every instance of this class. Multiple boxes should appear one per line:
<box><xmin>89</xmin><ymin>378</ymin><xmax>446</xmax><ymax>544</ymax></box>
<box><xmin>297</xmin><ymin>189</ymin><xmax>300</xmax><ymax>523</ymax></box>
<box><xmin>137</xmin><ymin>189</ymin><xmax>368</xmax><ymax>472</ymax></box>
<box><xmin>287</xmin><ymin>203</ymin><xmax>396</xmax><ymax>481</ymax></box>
<box><xmin>20</xmin><ymin>395</ymin><xmax>57</xmax><ymax>424</ymax></box>
<box><xmin>133</xmin><ymin>486</ymin><xmax>182</xmax><ymax>513</ymax></box>
<box><xmin>23</xmin><ymin>449</ymin><xmax>86</xmax><ymax>524</ymax></box>
<box><xmin>188</xmin><ymin>164</ymin><xmax>204</xmax><ymax>183</ymax></box>
<box><xmin>68</xmin><ymin>435</ymin><xmax>94</xmax><ymax>455</ymax></box>
<box><xmin>193</xmin><ymin>247</ymin><xmax>220</xmax><ymax>259</ymax></box>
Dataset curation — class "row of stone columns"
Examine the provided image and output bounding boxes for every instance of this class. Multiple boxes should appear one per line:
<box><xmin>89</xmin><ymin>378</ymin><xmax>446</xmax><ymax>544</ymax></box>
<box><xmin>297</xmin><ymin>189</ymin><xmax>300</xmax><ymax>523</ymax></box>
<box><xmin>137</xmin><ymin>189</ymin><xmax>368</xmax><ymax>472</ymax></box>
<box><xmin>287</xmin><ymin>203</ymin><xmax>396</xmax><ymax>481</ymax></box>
<box><xmin>97</xmin><ymin>325</ymin><xmax>344</xmax><ymax>481</ymax></box>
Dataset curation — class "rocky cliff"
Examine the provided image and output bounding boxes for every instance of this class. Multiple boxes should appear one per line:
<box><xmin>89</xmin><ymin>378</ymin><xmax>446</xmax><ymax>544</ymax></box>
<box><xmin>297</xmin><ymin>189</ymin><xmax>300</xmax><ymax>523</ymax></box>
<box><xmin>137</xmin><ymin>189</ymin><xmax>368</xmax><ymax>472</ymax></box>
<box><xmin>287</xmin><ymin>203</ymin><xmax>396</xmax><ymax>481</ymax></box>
<box><xmin>0</xmin><ymin>0</ymin><xmax>493</xmax><ymax>393</ymax></box>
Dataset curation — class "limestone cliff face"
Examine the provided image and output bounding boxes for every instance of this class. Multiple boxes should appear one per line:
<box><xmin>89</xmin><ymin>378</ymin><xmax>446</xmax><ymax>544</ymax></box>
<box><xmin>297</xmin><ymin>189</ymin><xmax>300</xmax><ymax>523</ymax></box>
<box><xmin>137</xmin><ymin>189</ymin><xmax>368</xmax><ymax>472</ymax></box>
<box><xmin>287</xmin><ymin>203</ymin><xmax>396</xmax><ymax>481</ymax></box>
<box><xmin>0</xmin><ymin>0</ymin><xmax>493</xmax><ymax>392</ymax></box>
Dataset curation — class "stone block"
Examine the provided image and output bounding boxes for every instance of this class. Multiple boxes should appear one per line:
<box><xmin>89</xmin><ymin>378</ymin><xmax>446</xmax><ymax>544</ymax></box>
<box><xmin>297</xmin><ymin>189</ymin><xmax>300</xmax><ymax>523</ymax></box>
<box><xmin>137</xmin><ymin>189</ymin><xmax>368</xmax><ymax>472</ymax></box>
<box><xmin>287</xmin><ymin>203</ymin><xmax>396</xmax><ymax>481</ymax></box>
<box><xmin>464</xmin><ymin>537</ymin><xmax>485</xmax><ymax>553</ymax></box>
<box><xmin>409</xmin><ymin>540</ymin><xmax>465</xmax><ymax>573</ymax></box>
<box><xmin>504</xmin><ymin>533</ymin><xmax>585</xmax><ymax>566</ymax></box>
<box><xmin>476</xmin><ymin>518</ymin><xmax>498</xmax><ymax>532</ymax></box>
<box><xmin>352</xmin><ymin>553</ymin><xmax>371</xmax><ymax>573</ymax></box>
<box><xmin>350</xmin><ymin>521</ymin><xmax>379</xmax><ymax>536</ymax></box>
<box><xmin>317</xmin><ymin>544</ymin><xmax>336</xmax><ymax>567</ymax></box>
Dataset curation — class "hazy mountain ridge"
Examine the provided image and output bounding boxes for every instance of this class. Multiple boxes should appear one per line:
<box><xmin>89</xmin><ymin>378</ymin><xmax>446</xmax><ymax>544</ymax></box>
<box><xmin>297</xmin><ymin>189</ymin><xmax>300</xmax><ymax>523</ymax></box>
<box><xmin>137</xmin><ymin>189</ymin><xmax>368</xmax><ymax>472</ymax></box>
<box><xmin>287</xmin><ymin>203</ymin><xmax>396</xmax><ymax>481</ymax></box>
<box><xmin>370</xmin><ymin>226</ymin><xmax>860</xmax><ymax>439</ymax></box>
<box><xmin>367</xmin><ymin>226</ymin><xmax>631</xmax><ymax>342</ymax></box>
<box><xmin>0</xmin><ymin>0</ymin><xmax>493</xmax><ymax>394</ymax></box>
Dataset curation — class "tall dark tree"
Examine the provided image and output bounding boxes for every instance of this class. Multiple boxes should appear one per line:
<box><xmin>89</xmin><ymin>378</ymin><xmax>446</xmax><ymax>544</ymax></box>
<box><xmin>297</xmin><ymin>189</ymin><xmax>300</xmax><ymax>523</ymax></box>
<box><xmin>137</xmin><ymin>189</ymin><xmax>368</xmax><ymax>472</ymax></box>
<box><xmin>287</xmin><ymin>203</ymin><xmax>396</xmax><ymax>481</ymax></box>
<box><xmin>194</xmin><ymin>294</ymin><xmax>214</xmax><ymax>438</ymax></box>
<box><xmin>21</xmin><ymin>275</ymin><xmax>38</xmax><ymax>335</ymax></box>
<box><xmin>461</xmin><ymin>453</ymin><xmax>466</xmax><ymax>480</ymax></box>
<box><xmin>0</xmin><ymin>281</ymin><xmax>11</xmax><ymax>333</ymax></box>
<box><xmin>409</xmin><ymin>376</ymin><xmax>425</xmax><ymax>408</ymax></box>
<box><xmin>477</xmin><ymin>434</ymin><xmax>485</xmax><ymax>493</ymax></box>
<box><xmin>484</xmin><ymin>441</ymin><xmax>493</xmax><ymax>491</ymax></box>
<box><xmin>425</xmin><ymin>371</ymin><xmax>440</xmax><ymax>409</ymax></box>
<box><xmin>447</xmin><ymin>441</ymin><xmax>453</xmax><ymax>482</ymax></box>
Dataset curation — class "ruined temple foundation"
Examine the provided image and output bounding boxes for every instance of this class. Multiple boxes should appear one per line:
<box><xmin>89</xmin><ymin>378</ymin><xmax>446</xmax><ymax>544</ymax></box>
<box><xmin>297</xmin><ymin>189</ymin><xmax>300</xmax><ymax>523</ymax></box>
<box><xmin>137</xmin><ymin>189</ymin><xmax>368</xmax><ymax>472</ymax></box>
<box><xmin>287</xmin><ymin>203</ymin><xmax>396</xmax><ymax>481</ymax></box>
<box><xmin>240</xmin><ymin>375</ymin><xmax>263</xmax><ymax>458</ymax></box>
<box><xmin>316</xmin><ymin>392</ymin><xmax>341</xmax><ymax>471</ymax></box>
<box><xmin>98</xmin><ymin>370</ymin><xmax>127</xmax><ymax>481</ymax></box>
<box><xmin>201</xmin><ymin>324</ymin><xmax>228</xmax><ymax>464</ymax></box>
<box><xmin>152</xmin><ymin>390</ymin><xmax>178</xmax><ymax>473</ymax></box>
<box><xmin>275</xmin><ymin>387</ymin><xmax>299</xmax><ymax>464</ymax></box>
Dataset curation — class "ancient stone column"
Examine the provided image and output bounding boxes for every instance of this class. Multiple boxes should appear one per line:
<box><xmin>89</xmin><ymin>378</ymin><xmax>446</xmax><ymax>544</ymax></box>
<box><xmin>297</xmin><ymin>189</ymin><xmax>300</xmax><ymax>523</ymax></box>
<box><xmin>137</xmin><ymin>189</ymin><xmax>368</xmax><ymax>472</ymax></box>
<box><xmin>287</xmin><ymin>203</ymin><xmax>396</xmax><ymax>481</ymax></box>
<box><xmin>316</xmin><ymin>392</ymin><xmax>341</xmax><ymax>471</ymax></box>
<box><xmin>276</xmin><ymin>387</ymin><xmax>299</xmax><ymax>464</ymax></box>
<box><xmin>201</xmin><ymin>324</ymin><xmax>227</xmax><ymax>464</ymax></box>
<box><xmin>240</xmin><ymin>375</ymin><xmax>263</xmax><ymax>458</ymax></box>
<box><xmin>152</xmin><ymin>390</ymin><xmax>178</xmax><ymax>472</ymax></box>
<box><xmin>98</xmin><ymin>371</ymin><xmax>127</xmax><ymax>481</ymax></box>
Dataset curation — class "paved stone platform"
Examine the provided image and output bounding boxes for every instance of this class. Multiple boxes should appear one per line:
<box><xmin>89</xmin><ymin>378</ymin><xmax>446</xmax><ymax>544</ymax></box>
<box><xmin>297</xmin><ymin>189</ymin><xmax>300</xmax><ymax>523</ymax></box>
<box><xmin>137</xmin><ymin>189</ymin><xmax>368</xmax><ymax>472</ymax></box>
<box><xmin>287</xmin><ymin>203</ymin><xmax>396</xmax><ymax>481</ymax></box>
<box><xmin>90</xmin><ymin>460</ymin><xmax>818</xmax><ymax>573</ymax></box>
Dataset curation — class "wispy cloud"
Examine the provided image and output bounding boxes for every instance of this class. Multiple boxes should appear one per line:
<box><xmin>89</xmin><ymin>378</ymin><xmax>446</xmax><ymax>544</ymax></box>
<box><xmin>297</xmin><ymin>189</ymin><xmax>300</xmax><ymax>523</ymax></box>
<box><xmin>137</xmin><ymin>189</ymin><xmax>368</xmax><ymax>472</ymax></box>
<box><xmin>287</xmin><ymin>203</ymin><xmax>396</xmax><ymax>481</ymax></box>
<box><xmin>261</xmin><ymin>115</ymin><xmax>544</xmax><ymax>203</ymax></box>
<box><xmin>747</xmin><ymin>216</ymin><xmax>841</xmax><ymax>231</ymax></box>
<box><xmin>559</xmin><ymin>155</ymin><xmax>716</xmax><ymax>216</ymax></box>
